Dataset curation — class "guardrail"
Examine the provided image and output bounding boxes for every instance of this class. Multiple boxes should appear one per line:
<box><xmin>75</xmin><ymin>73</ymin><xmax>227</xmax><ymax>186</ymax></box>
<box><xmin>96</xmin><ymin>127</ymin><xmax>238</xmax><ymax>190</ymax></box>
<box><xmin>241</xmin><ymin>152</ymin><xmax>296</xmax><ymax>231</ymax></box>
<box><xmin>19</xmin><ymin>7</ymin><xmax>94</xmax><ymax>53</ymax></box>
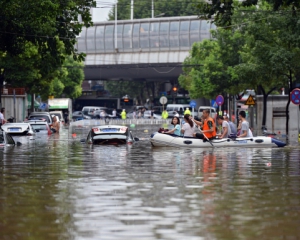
<box><xmin>70</xmin><ymin>118</ymin><xmax>171</xmax><ymax>127</ymax></box>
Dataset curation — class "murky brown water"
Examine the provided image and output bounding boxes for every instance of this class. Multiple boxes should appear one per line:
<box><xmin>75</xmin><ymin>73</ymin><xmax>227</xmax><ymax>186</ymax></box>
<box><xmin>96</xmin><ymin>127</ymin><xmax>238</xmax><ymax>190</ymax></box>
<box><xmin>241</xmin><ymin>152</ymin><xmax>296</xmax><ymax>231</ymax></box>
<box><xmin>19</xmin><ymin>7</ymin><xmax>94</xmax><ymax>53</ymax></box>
<box><xmin>0</xmin><ymin>124</ymin><xmax>300</xmax><ymax>240</ymax></box>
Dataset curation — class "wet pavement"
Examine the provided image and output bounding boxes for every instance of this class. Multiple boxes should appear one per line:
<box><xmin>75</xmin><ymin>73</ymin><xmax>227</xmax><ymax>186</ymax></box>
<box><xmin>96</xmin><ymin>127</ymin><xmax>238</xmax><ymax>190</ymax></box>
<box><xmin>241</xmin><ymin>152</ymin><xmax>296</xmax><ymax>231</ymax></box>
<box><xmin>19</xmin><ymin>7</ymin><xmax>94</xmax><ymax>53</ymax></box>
<box><xmin>0</xmin><ymin>124</ymin><xmax>300</xmax><ymax>240</ymax></box>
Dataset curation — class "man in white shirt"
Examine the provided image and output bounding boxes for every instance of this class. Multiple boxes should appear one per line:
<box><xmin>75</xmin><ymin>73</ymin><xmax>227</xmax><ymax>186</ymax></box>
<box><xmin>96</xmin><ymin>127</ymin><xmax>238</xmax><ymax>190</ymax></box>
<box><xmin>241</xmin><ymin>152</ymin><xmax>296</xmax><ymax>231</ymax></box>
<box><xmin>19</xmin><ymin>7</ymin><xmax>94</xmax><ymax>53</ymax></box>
<box><xmin>0</xmin><ymin>108</ymin><xmax>6</xmax><ymax>126</ymax></box>
<box><xmin>217</xmin><ymin>115</ymin><xmax>231</xmax><ymax>138</ymax></box>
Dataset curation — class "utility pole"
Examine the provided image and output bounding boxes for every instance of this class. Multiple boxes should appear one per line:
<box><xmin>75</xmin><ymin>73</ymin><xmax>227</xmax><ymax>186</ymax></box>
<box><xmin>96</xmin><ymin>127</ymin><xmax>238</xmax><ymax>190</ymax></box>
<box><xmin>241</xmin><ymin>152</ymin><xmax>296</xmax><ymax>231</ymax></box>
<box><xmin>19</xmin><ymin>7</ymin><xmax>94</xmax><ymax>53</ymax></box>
<box><xmin>115</xmin><ymin>1</ymin><xmax>117</xmax><ymax>49</ymax></box>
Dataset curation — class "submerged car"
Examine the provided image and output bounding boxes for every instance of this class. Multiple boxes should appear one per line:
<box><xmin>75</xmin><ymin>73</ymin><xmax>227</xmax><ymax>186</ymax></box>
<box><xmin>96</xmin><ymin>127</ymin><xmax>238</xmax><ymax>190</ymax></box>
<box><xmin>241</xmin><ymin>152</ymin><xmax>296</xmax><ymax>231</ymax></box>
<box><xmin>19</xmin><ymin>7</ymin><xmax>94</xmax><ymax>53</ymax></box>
<box><xmin>1</xmin><ymin>123</ymin><xmax>35</xmax><ymax>136</ymax></box>
<box><xmin>28</xmin><ymin>112</ymin><xmax>53</xmax><ymax>126</ymax></box>
<box><xmin>0</xmin><ymin>130</ymin><xmax>16</xmax><ymax>146</ymax></box>
<box><xmin>83</xmin><ymin>125</ymin><xmax>138</xmax><ymax>145</ymax></box>
<box><xmin>25</xmin><ymin>120</ymin><xmax>52</xmax><ymax>135</ymax></box>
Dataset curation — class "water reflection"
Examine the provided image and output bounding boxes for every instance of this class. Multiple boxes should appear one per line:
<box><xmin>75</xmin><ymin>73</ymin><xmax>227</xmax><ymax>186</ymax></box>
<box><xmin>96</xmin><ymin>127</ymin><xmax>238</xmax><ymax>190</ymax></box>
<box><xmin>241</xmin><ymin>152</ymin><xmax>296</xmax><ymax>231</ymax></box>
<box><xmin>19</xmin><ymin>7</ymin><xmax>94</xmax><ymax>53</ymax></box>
<box><xmin>0</xmin><ymin>126</ymin><xmax>300</xmax><ymax>239</ymax></box>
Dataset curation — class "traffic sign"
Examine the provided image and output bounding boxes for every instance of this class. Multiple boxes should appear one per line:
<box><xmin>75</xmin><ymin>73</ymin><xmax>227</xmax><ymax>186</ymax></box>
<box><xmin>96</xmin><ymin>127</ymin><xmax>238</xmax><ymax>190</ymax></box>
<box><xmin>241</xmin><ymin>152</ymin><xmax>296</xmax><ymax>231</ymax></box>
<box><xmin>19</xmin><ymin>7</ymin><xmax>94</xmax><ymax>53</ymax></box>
<box><xmin>39</xmin><ymin>102</ymin><xmax>47</xmax><ymax>109</ymax></box>
<box><xmin>189</xmin><ymin>100</ymin><xmax>197</xmax><ymax>108</ymax></box>
<box><xmin>216</xmin><ymin>95</ymin><xmax>224</xmax><ymax>106</ymax></box>
<box><xmin>290</xmin><ymin>88</ymin><xmax>300</xmax><ymax>105</ymax></box>
<box><xmin>245</xmin><ymin>95</ymin><xmax>256</xmax><ymax>105</ymax></box>
<box><xmin>159</xmin><ymin>96</ymin><xmax>168</xmax><ymax>105</ymax></box>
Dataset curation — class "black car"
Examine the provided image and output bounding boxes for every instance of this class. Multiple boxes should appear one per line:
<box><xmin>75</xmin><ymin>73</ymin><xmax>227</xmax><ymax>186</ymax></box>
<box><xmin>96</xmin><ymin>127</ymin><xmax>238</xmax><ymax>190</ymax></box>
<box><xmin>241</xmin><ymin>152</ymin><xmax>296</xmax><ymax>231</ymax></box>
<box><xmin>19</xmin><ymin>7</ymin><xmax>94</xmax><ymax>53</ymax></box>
<box><xmin>72</xmin><ymin>111</ymin><xmax>91</xmax><ymax>121</ymax></box>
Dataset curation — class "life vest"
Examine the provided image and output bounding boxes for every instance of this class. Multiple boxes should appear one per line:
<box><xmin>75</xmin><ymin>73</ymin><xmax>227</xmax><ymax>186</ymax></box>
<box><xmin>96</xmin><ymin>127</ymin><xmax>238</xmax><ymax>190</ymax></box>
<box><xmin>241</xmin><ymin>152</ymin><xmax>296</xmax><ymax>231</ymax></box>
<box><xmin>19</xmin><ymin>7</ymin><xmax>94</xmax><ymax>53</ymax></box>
<box><xmin>202</xmin><ymin>117</ymin><xmax>216</xmax><ymax>139</ymax></box>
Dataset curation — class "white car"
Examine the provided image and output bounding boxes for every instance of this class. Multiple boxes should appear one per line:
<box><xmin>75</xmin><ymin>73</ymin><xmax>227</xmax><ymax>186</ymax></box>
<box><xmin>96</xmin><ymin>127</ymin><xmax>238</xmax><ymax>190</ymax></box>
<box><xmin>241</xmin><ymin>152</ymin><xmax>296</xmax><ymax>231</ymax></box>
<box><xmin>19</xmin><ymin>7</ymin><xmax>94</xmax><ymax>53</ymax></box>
<box><xmin>25</xmin><ymin>120</ymin><xmax>52</xmax><ymax>135</ymax></box>
<box><xmin>1</xmin><ymin>123</ymin><xmax>35</xmax><ymax>136</ymax></box>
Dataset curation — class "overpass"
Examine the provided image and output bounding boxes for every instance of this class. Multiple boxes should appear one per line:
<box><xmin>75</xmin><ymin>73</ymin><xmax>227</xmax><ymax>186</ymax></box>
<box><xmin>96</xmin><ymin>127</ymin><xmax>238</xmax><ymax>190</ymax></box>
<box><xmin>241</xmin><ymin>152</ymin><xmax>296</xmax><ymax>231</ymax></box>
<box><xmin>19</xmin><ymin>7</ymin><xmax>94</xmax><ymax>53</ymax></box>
<box><xmin>76</xmin><ymin>16</ymin><xmax>215</xmax><ymax>81</ymax></box>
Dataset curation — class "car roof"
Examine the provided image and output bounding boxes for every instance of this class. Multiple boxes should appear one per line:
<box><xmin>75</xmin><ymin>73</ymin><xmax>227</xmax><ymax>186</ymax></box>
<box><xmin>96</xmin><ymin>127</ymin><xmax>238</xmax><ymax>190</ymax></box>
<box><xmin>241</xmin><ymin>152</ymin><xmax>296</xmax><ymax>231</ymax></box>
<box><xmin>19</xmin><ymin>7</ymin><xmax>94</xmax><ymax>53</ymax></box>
<box><xmin>29</xmin><ymin>112</ymin><xmax>51</xmax><ymax>115</ymax></box>
<box><xmin>25</xmin><ymin>120</ymin><xmax>48</xmax><ymax>124</ymax></box>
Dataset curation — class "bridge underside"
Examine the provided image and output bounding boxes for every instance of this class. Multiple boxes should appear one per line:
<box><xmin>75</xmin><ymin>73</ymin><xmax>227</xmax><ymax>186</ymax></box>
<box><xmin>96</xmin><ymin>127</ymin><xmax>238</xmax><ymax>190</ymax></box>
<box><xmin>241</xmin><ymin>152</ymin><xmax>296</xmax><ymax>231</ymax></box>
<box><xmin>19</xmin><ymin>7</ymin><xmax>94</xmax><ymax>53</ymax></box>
<box><xmin>84</xmin><ymin>63</ymin><xmax>183</xmax><ymax>81</ymax></box>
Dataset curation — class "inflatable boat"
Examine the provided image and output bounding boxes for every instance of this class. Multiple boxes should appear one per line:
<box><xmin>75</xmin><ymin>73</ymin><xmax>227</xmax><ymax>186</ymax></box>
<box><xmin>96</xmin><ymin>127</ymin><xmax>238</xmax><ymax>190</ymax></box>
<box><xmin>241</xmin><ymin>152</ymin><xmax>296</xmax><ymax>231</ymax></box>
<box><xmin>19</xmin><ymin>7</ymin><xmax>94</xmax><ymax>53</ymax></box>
<box><xmin>83</xmin><ymin>125</ymin><xmax>138</xmax><ymax>145</ymax></box>
<box><xmin>150</xmin><ymin>132</ymin><xmax>286</xmax><ymax>148</ymax></box>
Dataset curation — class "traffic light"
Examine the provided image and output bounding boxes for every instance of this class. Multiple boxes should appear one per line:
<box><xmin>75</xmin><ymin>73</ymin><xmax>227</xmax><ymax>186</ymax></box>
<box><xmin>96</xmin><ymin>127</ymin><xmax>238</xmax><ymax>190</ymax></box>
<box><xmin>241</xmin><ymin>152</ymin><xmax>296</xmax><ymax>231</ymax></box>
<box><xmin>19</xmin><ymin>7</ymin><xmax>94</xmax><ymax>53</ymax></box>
<box><xmin>124</xmin><ymin>97</ymin><xmax>129</xmax><ymax>102</ymax></box>
<box><xmin>172</xmin><ymin>86</ymin><xmax>178</xmax><ymax>95</ymax></box>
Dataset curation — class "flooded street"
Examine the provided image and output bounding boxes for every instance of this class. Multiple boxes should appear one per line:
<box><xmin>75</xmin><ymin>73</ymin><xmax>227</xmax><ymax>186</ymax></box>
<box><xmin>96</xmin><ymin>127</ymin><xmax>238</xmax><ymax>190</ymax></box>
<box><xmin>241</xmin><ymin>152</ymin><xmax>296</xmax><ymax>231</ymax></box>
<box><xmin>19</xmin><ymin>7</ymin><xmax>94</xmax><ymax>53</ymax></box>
<box><xmin>1</xmin><ymin>124</ymin><xmax>300</xmax><ymax>240</ymax></box>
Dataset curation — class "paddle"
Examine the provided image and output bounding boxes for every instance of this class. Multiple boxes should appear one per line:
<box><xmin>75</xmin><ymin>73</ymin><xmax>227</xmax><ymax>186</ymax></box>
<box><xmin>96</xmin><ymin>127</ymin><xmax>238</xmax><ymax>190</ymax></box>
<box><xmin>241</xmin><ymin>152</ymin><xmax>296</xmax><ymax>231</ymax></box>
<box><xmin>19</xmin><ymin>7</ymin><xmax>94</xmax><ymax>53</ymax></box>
<box><xmin>191</xmin><ymin>118</ymin><xmax>214</xmax><ymax>147</ymax></box>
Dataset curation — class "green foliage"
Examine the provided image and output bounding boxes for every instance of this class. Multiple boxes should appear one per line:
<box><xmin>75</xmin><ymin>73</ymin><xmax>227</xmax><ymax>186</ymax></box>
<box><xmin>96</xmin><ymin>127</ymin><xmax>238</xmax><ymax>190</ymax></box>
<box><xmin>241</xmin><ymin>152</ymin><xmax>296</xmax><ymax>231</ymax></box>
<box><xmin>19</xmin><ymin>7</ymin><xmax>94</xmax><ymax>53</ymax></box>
<box><xmin>179</xmin><ymin>28</ymin><xmax>245</xmax><ymax>99</ymax></box>
<box><xmin>0</xmin><ymin>0</ymin><xmax>95</xmax><ymax>102</ymax></box>
<box><xmin>108</xmin><ymin>0</ymin><xmax>199</xmax><ymax>20</ymax></box>
<box><xmin>195</xmin><ymin>0</ymin><xmax>299</xmax><ymax>27</ymax></box>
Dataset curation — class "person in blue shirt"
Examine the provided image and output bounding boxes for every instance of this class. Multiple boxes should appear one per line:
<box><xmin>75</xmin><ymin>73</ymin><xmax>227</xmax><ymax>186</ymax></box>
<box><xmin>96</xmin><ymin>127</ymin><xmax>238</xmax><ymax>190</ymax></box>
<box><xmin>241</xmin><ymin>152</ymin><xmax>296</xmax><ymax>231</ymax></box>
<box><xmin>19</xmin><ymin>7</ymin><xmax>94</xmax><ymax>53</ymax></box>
<box><xmin>163</xmin><ymin>116</ymin><xmax>181</xmax><ymax>136</ymax></box>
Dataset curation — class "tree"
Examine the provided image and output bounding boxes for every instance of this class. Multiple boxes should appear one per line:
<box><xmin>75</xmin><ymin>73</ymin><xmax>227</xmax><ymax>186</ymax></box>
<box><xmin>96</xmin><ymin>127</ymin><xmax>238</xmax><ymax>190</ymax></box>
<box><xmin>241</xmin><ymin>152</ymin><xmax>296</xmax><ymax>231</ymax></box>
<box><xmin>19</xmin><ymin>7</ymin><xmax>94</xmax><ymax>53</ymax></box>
<box><xmin>0</xmin><ymin>0</ymin><xmax>96</xmax><ymax>107</ymax></box>
<box><xmin>179</xmin><ymin>28</ymin><xmax>245</xmax><ymax>99</ymax></box>
<box><xmin>233</xmin><ymin>10</ymin><xmax>300</xmax><ymax>135</ymax></box>
<box><xmin>108</xmin><ymin>0</ymin><xmax>199</xmax><ymax>20</ymax></box>
<box><xmin>195</xmin><ymin>0</ymin><xmax>299</xmax><ymax>27</ymax></box>
<box><xmin>45</xmin><ymin>56</ymin><xmax>85</xmax><ymax>99</ymax></box>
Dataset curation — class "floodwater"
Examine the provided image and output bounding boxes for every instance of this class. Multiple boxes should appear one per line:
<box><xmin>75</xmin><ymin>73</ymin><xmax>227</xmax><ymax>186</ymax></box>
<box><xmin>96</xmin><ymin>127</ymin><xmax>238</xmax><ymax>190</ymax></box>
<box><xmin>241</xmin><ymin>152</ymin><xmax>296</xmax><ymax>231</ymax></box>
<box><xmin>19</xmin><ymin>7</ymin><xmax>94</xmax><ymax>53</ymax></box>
<box><xmin>1</xmin><ymin>124</ymin><xmax>300</xmax><ymax>240</ymax></box>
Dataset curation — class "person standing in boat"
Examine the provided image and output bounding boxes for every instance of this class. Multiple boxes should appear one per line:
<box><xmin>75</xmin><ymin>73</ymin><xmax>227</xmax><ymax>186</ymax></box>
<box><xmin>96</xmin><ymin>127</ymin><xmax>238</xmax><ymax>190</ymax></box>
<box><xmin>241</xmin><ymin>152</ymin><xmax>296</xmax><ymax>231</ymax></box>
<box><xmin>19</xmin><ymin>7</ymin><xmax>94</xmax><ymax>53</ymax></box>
<box><xmin>163</xmin><ymin>116</ymin><xmax>181</xmax><ymax>136</ymax></box>
<box><xmin>193</xmin><ymin>109</ymin><xmax>216</xmax><ymax>140</ymax></box>
<box><xmin>237</xmin><ymin>110</ymin><xmax>250</xmax><ymax>138</ymax></box>
<box><xmin>181</xmin><ymin>114</ymin><xmax>195</xmax><ymax>137</ymax></box>
<box><xmin>216</xmin><ymin>115</ymin><xmax>231</xmax><ymax>139</ymax></box>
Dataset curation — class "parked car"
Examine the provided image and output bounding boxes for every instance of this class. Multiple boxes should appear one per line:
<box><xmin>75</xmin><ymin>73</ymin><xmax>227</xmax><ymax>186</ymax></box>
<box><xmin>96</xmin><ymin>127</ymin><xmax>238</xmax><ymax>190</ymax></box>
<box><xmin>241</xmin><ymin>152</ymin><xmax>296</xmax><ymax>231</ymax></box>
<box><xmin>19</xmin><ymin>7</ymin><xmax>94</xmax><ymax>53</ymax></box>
<box><xmin>72</xmin><ymin>111</ymin><xmax>92</xmax><ymax>121</ymax></box>
<box><xmin>25</xmin><ymin>120</ymin><xmax>52</xmax><ymax>135</ymax></box>
<box><xmin>198</xmin><ymin>106</ymin><xmax>217</xmax><ymax>120</ymax></box>
<box><xmin>82</xmin><ymin>106</ymin><xmax>107</xmax><ymax>117</ymax></box>
<box><xmin>28</xmin><ymin>112</ymin><xmax>53</xmax><ymax>126</ymax></box>
<box><xmin>127</xmin><ymin>110</ymin><xmax>162</xmax><ymax>119</ymax></box>
<box><xmin>93</xmin><ymin>108</ymin><xmax>121</xmax><ymax>119</ymax></box>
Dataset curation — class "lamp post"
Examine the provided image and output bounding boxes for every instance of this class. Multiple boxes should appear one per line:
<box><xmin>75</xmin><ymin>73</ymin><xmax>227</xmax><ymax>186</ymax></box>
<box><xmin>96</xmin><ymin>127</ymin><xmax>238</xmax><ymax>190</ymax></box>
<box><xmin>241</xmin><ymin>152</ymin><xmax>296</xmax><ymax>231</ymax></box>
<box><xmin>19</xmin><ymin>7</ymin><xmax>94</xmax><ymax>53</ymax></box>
<box><xmin>115</xmin><ymin>1</ymin><xmax>117</xmax><ymax>50</ymax></box>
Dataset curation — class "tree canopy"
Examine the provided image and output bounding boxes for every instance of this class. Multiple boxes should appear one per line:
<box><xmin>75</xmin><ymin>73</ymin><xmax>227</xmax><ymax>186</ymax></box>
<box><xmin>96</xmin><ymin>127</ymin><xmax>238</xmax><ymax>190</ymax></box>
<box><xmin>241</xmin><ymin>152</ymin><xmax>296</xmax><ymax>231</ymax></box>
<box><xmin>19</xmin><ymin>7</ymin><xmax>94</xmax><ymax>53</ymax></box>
<box><xmin>0</xmin><ymin>0</ymin><xmax>96</xmax><ymax>108</ymax></box>
<box><xmin>195</xmin><ymin>0</ymin><xmax>300</xmax><ymax>27</ymax></box>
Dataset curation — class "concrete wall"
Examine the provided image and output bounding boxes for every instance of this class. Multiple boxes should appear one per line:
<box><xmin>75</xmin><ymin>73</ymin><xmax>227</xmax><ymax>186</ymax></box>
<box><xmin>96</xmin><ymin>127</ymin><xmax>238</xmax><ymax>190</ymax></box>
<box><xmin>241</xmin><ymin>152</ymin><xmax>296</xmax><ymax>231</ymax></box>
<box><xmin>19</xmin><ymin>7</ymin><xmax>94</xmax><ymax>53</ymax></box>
<box><xmin>1</xmin><ymin>95</ymin><xmax>27</xmax><ymax>122</ymax></box>
<box><xmin>256</xmin><ymin>95</ymin><xmax>298</xmax><ymax>136</ymax></box>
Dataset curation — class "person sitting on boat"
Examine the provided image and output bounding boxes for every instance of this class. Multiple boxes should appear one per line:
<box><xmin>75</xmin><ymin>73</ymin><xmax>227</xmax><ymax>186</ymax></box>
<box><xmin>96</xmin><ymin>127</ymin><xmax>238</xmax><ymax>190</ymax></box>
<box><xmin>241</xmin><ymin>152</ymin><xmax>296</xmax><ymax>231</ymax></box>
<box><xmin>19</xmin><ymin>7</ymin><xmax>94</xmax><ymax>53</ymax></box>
<box><xmin>223</xmin><ymin>114</ymin><xmax>237</xmax><ymax>135</ymax></box>
<box><xmin>237</xmin><ymin>110</ymin><xmax>251</xmax><ymax>138</ymax></box>
<box><xmin>216</xmin><ymin>115</ymin><xmax>231</xmax><ymax>139</ymax></box>
<box><xmin>163</xmin><ymin>116</ymin><xmax>181</xmax><ymax>136</ymax></box>
<box><xmin>181</xmin><ymin>114</ymin><xmax>195</xmax><ymax>137</ymax></box>
<box><xmin>193</xmin><ymin>109</ymin><xmax>216</xmax><ymax>140</ymax></box>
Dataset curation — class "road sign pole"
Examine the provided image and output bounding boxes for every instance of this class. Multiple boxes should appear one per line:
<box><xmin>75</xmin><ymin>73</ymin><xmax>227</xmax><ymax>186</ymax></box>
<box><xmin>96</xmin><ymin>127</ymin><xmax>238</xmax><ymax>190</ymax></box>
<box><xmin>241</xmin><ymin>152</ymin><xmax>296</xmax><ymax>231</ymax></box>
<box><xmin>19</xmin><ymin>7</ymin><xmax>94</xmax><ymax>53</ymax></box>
<box><xmin>297</xmin><ymin>105</ymin><xmax>300</xmax><ymax>142</ymax></box>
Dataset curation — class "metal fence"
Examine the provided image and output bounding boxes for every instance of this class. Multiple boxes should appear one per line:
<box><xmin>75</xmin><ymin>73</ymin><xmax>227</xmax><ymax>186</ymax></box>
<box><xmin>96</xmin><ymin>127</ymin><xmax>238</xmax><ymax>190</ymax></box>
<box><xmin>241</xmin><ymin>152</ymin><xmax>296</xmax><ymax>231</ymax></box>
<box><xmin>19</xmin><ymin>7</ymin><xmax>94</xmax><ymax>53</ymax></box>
<box><xmin>70</xmin><ymin>118</ymin><xmax>171</xmax><ymax>127</ymax></box>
